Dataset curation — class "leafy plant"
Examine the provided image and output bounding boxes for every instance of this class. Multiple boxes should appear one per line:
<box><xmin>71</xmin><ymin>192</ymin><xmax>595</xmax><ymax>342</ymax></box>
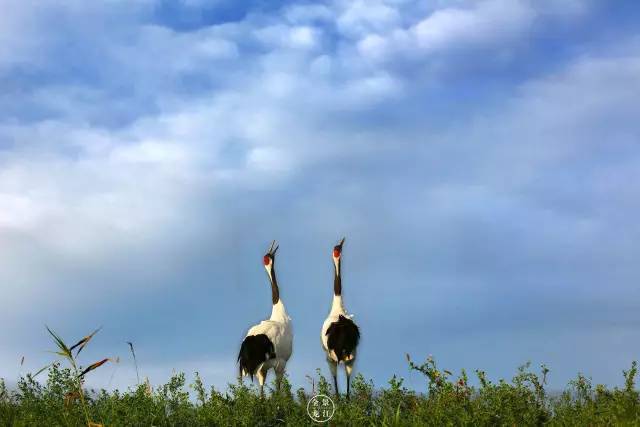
<box><xmin>34</xmin><ymin>326</ymin><xmax>113</xmax><ymax>426</ymax></box>
<box><xmin>1</xmin><ymin>350</ymin><xmax>639</xmax><ymax>425</ymax></box>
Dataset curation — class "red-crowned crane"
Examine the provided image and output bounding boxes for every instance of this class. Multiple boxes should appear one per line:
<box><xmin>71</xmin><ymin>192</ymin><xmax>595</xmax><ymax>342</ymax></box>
<box><xmin>321</xmin><ymin>237</ymin><xmax>360</xmax><ymax>399</ymax></box>
<box><xmin>238</xmin><ymin>241</ymin><xmax>293</xmax><ymax>396</ymax></box>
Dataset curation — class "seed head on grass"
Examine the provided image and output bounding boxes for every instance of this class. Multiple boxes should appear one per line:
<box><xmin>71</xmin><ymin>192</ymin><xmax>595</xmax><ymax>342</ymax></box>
<box><xmin>80</xmin><ymin>358</ymin><xmax>112</xmax><ymax>378</ymax></box>
<box><xmin>144</xmin><ymin>377</ymin><xmax>152</xmax><ymax>396</ymax></box>
<box><xmin>64</xmin><ymin>391</ymin><xmax>81</xmax><ymax>408</ymax></box>
<box><xmin>69</xmin><ymin>326</ymin><xmax>102</xmax><ymax>357</ymax></box>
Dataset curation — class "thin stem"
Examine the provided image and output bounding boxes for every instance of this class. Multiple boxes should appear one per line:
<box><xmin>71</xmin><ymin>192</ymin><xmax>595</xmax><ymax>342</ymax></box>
<box><xmin>70</xmin><ymin>358</ymin><xmax>90</xmax><ymax>426</ymax></box>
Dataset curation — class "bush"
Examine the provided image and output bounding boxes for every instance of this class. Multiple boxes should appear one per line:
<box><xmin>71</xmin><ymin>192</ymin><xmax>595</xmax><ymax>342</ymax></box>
<box><xmin>1</xmin><ymin>357</ymin><xmax>639</xmax><ymax>426</ymax></box>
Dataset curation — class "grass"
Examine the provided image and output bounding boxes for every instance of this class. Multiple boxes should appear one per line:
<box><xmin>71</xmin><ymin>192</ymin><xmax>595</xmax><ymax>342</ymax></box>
<box><xmin>0</xmin><ymin>328</ymin><xmax>639</xmax><ymax>426</ymax></box>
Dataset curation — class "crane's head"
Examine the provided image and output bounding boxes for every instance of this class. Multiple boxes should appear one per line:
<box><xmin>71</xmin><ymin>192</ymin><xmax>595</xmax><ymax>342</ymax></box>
<box><xmin>263</xmin><ymin>240</ymin><xmax>279</xmax><ymax>272</ymax></box>
<box><xmin>332</xmin><ymin>237</ymin><xmax>345</xmax><ymax>265</ymax></box>
<box><xmin>333</xmin><ymin>237</ymin><xmax>345</xmax><ymax>259</ymax></box>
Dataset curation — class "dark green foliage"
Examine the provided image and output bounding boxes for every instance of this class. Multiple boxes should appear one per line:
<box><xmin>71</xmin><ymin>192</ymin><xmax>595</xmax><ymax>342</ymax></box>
<box><xmin>1</xmin><ymin>359</ymin><xmax>639</xmax><ymax>426</ymax></box>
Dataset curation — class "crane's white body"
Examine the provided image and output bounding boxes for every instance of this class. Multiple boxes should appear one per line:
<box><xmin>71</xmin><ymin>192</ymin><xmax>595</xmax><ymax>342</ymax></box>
<box><xmin>321</xmin><ymin>295</ymin><xmax>355</xmax><ymax>362</ymax></box>
<box><xmin>245</xmin><ymin>300</ymin><xmax>293</xmax><ymax>383</ymax></box>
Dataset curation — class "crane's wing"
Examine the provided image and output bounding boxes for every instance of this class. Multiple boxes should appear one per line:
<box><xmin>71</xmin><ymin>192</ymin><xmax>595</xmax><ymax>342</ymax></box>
<box><xmin>247</xmin><ymin>320</ymin><xmax>292</xmax><ymax>362</ymax></box>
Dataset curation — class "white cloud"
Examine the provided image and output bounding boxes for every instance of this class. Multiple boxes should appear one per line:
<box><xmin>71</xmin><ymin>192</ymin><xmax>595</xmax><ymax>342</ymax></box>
<box><xmin>309</xmin><ymin>54</ymin><xmax>332</xmax><ymax>76</ymax></box>
<box><xmin>110</xmin><ymin>141</ymin><xmax>191</xmax><ymax>166</ymax></box>
<box><xmin>284</xmin><ymin>3</ymin><xmax>334</xmax><ymax>24</ymax></box>
<box><xmin>0</xmin><ymin>0</ymin><xmax>154</xmax><ymax>69</ymax></box>
<box><xmin>246</xmin><ymin>146</ymin><xmax>291</xmax><ymax>173</ymax></box>
<box><xmin>254</xmin><ymin>24</ymin><xmax>322</xmax><ymax>50</ymax></box>
<box><xmin>357</xmin><ymin>33</ymin><xmax>391</xmax><ymax>61</ymax></box>
<box><xmin>0</xmin><ymin>118</ymin><xmax>207</xmax><ymax>268</ymax></box>
<box><xmin>0</xmin><ymin>193</ymin><xmax>41</xmax><ymax>230</ymax></box>
<box><xmin>121</xmin><ymin>25</ymin><xmax>239</xmax><ymax>74</ymax></box>
<box><xmin>357</xmin><ymin>0</ymin><xmax>537</xmax><ymax>62</ymax></box>
<box><xmin>343</xmin><ymin>73</ymin><xmax>403</xmax><ymax>105</ymax></box>
<box><xmin>413</xmin><ymin>0</ymin><xmax>535</xmax><ymax>51</ymax></box>
<box><xmin>336</xmin><ymin>0</ymin><xmax>401</xmax><ymax>38</ymax></box>
<box><xmin>289</xmin><ymin>26</ymin><xmax>319</xmax><ymax>49</ymax></box>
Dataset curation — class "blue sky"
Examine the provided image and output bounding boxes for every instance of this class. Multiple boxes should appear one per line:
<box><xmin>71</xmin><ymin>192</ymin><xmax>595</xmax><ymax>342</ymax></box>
<box><xmin>1</xmin><ymin>0</ymin><xmax>640</xmax><ymax>392</ymax></box>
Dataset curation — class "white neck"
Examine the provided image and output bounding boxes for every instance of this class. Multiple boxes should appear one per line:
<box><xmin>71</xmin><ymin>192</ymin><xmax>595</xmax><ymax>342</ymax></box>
<box><xmin>330</xmin><ymin>294</ymin><xmax>345</xmax><ymax>315</ymax></box>
<box><xmin>270</xmin><ymin>299</ymin><xmax>290</xmax><ymax>322</ymax></box>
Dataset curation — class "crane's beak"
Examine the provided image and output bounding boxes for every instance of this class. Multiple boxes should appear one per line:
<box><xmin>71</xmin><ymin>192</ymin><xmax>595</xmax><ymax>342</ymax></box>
<box><xmin>267</xmin><ymin>240</ymin><xmax>279</xmax><ymax>256</ymax></box>
<box><xmin>337</xmin><ymin>237</ymin><xmax>345</xmax><ymax>248</ymax></box>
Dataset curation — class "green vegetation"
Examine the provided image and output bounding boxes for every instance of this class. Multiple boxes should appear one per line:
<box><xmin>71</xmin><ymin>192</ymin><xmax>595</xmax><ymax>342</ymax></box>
<box><xmin>0</xmin><ymin>328</ymin><xmax>639</xmax><ymax>425</ymax></box>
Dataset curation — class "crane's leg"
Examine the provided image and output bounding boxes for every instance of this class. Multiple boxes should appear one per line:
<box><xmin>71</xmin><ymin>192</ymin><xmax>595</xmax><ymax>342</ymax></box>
<box><xmin>275</xmin><ymin>361</ymin><xmax>285</xmax><ymax>393</ymax></box>
<box><xmin>345</xmin><ymin>361</ymin><xmax>354</xmax><ymax>401</ymax></box>
<box><xmin>327</xmin><ymin>357</ymin><xmax>338</xmax><ymax>397</ymax></box>
<box><xmin>257</xmin><ymin>366</ymin><xmax>268</xmax><ymax>398</ymax></box>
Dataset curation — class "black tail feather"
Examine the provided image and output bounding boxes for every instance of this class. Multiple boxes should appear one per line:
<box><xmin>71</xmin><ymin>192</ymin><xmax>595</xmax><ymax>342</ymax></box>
<box><xmin>326</xmin><ymin>315</ymin><xmax>360</xmax><ymax>362</ymax></box>
<box><xmin>238</xmin><ymin>334</ymin><xmax>275</xmax><ymax>380</ymax></box>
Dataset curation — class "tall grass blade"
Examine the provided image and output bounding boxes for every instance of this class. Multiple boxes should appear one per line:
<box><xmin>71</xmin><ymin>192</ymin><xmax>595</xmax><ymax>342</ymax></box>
<box><xmin>32</xmin><ymin>363</ymin><xmax>54</xmax><ymax>378</ymax></box>
<box><xmin>70</xmin><ymin>326</ymin><xmax>103</xmax><ymax>357</ymax></box>
<box><xmin>126</xmin><ymin>341</ymin><xmax>140</xmax><ymax>385</ymax></box>
<box><xmin>79</xmin><ymin>358</ymin><xmax>111</xmax><ymax>378</ymax></box>
<box><xmin>45</xmin><ymin>325</ymin><xmax>71</xmax><ymax>358</ymax></box>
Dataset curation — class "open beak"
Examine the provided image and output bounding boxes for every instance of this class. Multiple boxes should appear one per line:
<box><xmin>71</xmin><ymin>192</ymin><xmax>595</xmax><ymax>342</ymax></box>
<box><xmin>267</xmin><ymin>240</ymin><xmax>279</xmax><ymax>256</ymax></box>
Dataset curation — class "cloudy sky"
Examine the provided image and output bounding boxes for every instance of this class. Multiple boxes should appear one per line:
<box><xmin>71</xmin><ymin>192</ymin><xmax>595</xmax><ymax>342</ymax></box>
<box><xmin>1</xmin><ymin>0</ymin><xmax>639</xmax><ymax>392</ymax></box>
